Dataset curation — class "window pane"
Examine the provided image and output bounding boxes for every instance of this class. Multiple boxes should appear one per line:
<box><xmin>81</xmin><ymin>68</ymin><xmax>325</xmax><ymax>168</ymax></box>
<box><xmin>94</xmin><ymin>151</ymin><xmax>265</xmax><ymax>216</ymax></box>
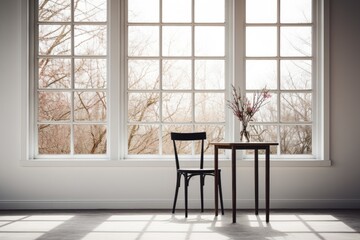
<box><xmin>281</xmin><ymin>0</ymin><xmax>312</xmax><ymax>23</ymax></box>
<box><xmin>128</xmin><ymin>0</ymin><xmax>159</xmax><ymax>23</ymax></box>
<box><xmin>165</xmin><ymin>141</ymin><xmax>192</xmax><ymax>155</ymax></box>
<box><xmin>128</xmin><ymin>93</ymin><xmax>160</xmax><ymax>122</ymax></box>
<box><xmin>249</xmin><ymin>125</ymin><xmax>278</xmax><ymax>154</ymax></box>
<box><xmin>246</xmin><ymin>27</ymin><xmax>277</xmax><ymax>56</ymax></box>
<box><xmin>281</xmin><ymin>60</ymin><xmax>312</xmax><ymax>90</ymax></box>
<box><xmin>162</xmin><ymin>125</ymin><xmax>193</xmax><ymax>154</ymax></box>
<box><xmin>74</xmin><ymin>0</ymin><xmax>107</xmax><ymax>22</ymax></box>
<box><xmin>39</xmin><ymin>25</ymin><xmax>71</xmax><ymax>55</ymax></box>
<box><xmin>163</xmin><ymin>0</ymin><xmax>191</xmax><ymax>23</ymax></box>
<box><xmin>38</xmin><ymin>124</ymin><xmax>71</xmax><ymax>154</ymax></box>
<box><xmin>246</xmin><ymin>0</ymin><xmax>277</xmax><ymax>23</ymax></box>
<box><xmin>195</xmin><ymin>26</ymin><xmax>225</xmax><ymax>56</ymax></box>
<box><xmin>128</xmin><ymin>26</ymin><xmax>159</xmax><ymax>56</ymax></box>
<box><xmin>281</xmin><ymin>93</ymin><xmax>312</xmax><ymax>122</ymax></box>
<box><xmin>162</xmin><ymin>60</ymin><xmax>191</xmax><ymax>90</ymax></box>
<box><xmin>128</xmin><ymin>125</ymin><xmax>159</xmax><ymax>154</ymax></box>
<box><xmin>280</xmin><ymin>125</ymin><xmax>312</xmax><ymax>154</ymax></box>
<box><xmin>162</xmin><ymin>26</ymin><xmax>191</xmax><ymax>56</ymax></box>
<box><xmin>246</xmin><ymin>60</ymin><xmax>277</xmax><ymax>90</ymax></box>
<box><xmin>195</xmin><ymin>93</ymin><xmax>225</xmax><ymax>122</ymax></box>
<box><xmin>38</xmin><ymin>92</ymin><xmax>71</xmax><ymax>121</ymax></box>
<box><xmin>281</xmin><ymin>27</ymin><xmax>312</xmax><ymax>56</ymax></box>
<box><xmin>246</xmin><ymin>93</ymin><xmax>277</xmax><ymax>122</ymax></box>
<box><xmin>195</xmin><ymin>0</ymin><xmax>225</xmax><ymax>23</ymax></box>
<box><xmin>74</xmin><ymin>125</ymin><xmax>107</xmax><ymax>154</ymax></box>
<box><xmin>74</xmin><ymin>25</ymin><xmax>107</xmax><ymax>55</ymax></box>
<box><xmin>128</xmin><ymin>60</ymin><xmax>159</xmax><ymax>90</ymax></box>
<box><xmin>74</xmin><ymin>92</ymin><xmax>107</xmax><ymax>121</ymax></box>
<box><xmin>162</xmin><ymin>93</ymin><xmax>192</xmax><ymax>122</ymax></box>
<box><xmin>75</xmin><ymin>59</ymin><xmax>106</xmax><ymax>89</ymax></box>
<box><xmin>195</xmin><ymin>60</ymin><xmax>225</xmax><ymax>90</ymax></box>
<box><xmin>39</xmin><ymin>58</ymin><xmax>71</xmax><ymax>88</ymax></box>
<box><xmin>194</xmin><ymin>125</ymin><xmax>225</xmax><ymax>154</ymax></box>
<box><xmin>38</xmin><ymin>0</ymin><xmax>71</xmax><ymax>22</ymax></box>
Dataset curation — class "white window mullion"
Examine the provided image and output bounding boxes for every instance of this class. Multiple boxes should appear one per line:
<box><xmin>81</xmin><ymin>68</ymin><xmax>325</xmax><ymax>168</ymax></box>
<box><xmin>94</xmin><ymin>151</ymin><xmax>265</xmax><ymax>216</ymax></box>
<box><xmin>121</xmin><ymin>0</ymin><xmax>129</xmax><ymax>158</ymax></box>
<box><xmin>70</xmin><ymin>0</ymin><xmax>75</xmax><ymax>155</ymax></box>
<box><xmin>276</xmin><ymin>0</ymin><xmax>281</xmax><ymax>156</ymax></box>
<box><xmin>32</xmin><ymin>0</ymin><xmax>39</xmax><ymax>158</ymax></box>
<box><xmin>159</xmin><ymin>0</ymin><xmax>163</xmax><ymax>155</ymax></box>
<box><xmin>70</xmin><ymin>91</ymin><xmax>75</xmax><ymax>155</ymax></box>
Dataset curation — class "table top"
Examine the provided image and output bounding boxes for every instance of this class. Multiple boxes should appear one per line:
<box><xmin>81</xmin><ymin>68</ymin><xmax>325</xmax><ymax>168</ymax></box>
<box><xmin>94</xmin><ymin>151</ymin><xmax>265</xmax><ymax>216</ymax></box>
<box><xmin>210</xmin><ymin>142</ymin><xmax>279</xmax><ymax>147</ymax></box>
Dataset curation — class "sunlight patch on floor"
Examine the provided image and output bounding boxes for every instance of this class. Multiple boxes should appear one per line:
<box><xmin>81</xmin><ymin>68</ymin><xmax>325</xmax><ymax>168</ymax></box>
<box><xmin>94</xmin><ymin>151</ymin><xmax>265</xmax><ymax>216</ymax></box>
<box><xmin>270</xmin><ymin>221</ymin><xmax>312</xmax><ymax>232</ymax></box>
<box><xmin>307</xmin><ymin>221</ymin><xmax>355</xmax><ymax>232</ymax></box>
<box><xmin>0</xmin><ymin>213</ymin><xmax>358</xmax><ymax>240</ymax></box>
<box><xmin>0</xmin><ymin>216</ymin><xmax>27</xmax><ymax>221</ymax></box>
<box><xmin>0</xmin><ymin>232</ymin><xmax>44</xmax><ymax>240</ymax></box>
<box><xmin>108</xmin><ymin>215</ymin><xmax>154</xmax><ymax>221</ymax></box>
<box><xmin>94</xmin><ymin>221</ymin><xmax>149</xmax><ymax>232</ymax></box>
<box><xmin>0</xmin><ymin>221</ymin><xmax>64</xmax><ymax>232</ymax></box>
<box><xmin>23</xmin><ymin>215</ymin><xmax>74</xmax><ymax>221</ymax></box>
<box><xmin>266</xmin><ymin>233</ymin><xmax>324</xmax><ymax>240</ymax></box>
<box><xmin>248</xmin><ymin>214</ymin><xmax>359</xmax><ymax>240</ymax></box>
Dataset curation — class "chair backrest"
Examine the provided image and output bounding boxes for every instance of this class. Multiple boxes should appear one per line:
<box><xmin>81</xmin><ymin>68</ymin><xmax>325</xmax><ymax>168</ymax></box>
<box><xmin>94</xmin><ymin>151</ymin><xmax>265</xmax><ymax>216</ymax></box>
<box><xmin>171</xmin><ymin>132</ymin><xmax>206</xmax><ymax>170</ymax></box>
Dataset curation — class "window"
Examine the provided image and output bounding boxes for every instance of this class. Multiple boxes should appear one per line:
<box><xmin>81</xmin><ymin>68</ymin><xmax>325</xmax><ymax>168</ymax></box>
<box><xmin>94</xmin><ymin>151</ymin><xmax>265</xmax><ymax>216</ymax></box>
<box><xmin>29</xmin><ymin>0</ymin><xmax>327</xmax><ymax>161</ymax></box>
<box><xmin>127</xmin><ymin>0</ymin><xmax>226</xmax><ymax>156</ymax></box>
<box><xmin>34</xmin><ymin>0</ymin><xmax>108</xmax><ymax>157</ymax></box>
<box><xmin>244</xmin><ymin>0</ymin><xmax>316</xmax><ymax>158</ymax></box>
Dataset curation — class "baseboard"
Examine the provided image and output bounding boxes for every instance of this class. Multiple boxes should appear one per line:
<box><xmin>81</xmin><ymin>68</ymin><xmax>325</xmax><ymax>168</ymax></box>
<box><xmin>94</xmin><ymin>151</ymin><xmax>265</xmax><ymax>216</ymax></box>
<box><xmin>0</xmin><ymin>200</ymin><xmax>171</xmax><ymax>210</ymax></box>
<box><xmin>1</xmin><ymin>199</ymin><xmax>360</xmax><ymax>210</ymax></box>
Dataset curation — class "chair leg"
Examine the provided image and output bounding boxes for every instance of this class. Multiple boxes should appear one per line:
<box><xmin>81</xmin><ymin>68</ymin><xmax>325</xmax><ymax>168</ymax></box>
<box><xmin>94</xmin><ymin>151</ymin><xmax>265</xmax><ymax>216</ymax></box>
<box><xmin>184</xmin><ymin>173</ymin><xmax>188</xmax><ymax>218</ymax></box>
<box><xmin>200</xmin><ymin>174</ymin><xmax>204</xmax><ymax>212</ymax></box>
<box><xmin>172</xmin><ymin>173</ymin><xmax>181</xmax><ymax>214</ymax></box>
<box><xmin>218</xmin><ymin>171</ymin><xmax>225</xmax><ymax>215</ymax></box>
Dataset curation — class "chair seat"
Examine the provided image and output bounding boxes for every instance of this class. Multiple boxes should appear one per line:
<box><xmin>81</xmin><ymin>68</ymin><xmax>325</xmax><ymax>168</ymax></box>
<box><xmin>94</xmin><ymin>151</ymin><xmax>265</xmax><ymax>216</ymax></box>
<box><xmin>178</xmin><ymin>168</ymin><xmax>220</xmax><ymax>174</ymax></box>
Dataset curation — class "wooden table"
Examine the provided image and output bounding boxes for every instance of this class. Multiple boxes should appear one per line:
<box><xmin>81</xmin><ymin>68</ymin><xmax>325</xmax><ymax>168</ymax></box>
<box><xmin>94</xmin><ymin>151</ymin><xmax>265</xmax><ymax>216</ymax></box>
<box><xmin>211</xmin><ymin>142</ymin><xmax>279</xmax><ymax>223</ymax></box>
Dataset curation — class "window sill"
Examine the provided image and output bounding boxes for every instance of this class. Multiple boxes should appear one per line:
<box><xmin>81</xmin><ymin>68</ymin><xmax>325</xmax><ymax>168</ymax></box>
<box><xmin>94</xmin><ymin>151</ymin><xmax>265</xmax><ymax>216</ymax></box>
<box><xmin>21</xmin><ymin>158</ymin><xmax>331</xmax><ymax>167</ymax></box>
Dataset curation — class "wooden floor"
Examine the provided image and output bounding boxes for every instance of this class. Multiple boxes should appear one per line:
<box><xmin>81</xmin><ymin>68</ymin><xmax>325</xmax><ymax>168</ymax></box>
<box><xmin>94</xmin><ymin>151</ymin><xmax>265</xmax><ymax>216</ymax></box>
<box><xmin>0</xmin><ymin>209</ymin><xmax>359</xmax><ymax>240</ymax></box>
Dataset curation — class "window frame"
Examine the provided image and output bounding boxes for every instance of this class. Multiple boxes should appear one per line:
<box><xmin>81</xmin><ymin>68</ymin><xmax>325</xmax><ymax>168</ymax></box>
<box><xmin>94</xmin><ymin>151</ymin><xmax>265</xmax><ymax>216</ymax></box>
<box><xmin>24</xmin><ymin>0</ymin><xmax>330</xmax><ymax>165</ymax></box>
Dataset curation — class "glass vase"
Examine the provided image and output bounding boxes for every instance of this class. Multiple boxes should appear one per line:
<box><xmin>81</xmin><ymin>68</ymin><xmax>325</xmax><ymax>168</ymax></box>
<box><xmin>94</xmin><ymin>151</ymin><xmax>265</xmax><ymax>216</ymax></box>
<box><xmin>240</xmin><ymin>122</ymin><xmax>250</xmax><ymax>142</ymax></box>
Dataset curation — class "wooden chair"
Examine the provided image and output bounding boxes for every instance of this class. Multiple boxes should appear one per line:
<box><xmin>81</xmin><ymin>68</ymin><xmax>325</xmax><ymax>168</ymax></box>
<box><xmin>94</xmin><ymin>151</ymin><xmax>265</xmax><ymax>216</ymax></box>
<box><xmin>171</xmin><ymin>132</ymin><xmax>224</xmax><ymax>217</ymax></box>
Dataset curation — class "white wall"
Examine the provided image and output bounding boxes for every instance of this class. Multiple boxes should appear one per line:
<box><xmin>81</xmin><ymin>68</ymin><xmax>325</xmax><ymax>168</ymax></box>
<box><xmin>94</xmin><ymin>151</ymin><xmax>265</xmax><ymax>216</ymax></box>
<box><xmin>0</xmin><ymin>0</ymin><xmax>359</xmax><ymax>210</ymax></box>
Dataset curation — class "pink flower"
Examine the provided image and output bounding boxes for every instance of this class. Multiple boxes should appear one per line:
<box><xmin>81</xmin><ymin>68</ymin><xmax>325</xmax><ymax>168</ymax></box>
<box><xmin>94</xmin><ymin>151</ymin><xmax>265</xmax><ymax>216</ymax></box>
<box><xmin>227</xmin><ymin>85</ymin><xmax>271</xmax><ymax>124</ymax></box>
<box><xmin>263</xmin><ymin>91</ymin><xmax>271</xmax><ymax>99</ymax></box>
<box><xmin>246</xmin><ymin>106</ymin><xmax>253</xmax><ymax>114</ymax></box>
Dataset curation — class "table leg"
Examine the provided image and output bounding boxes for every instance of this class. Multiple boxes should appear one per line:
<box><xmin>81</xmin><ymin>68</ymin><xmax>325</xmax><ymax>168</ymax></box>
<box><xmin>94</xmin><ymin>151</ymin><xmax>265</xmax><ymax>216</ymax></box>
<box><xmin>232</xmin><ymin>146</ymin><xmax>236</xmax><ymax>223</ymax></box>
<box><xmin>214</xmin><ymin>146</ymin><xmax>219</xmax><ymax>216</ymax></box>
<box><xmin>266</xmin><ymin>146</ymin><xmax>270</xmax><ymax>223</ymax></box>
<box><xmin>254</xmin><ymin>149</ymin><xmax>259</xmax><ymax>215</ymax></box>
